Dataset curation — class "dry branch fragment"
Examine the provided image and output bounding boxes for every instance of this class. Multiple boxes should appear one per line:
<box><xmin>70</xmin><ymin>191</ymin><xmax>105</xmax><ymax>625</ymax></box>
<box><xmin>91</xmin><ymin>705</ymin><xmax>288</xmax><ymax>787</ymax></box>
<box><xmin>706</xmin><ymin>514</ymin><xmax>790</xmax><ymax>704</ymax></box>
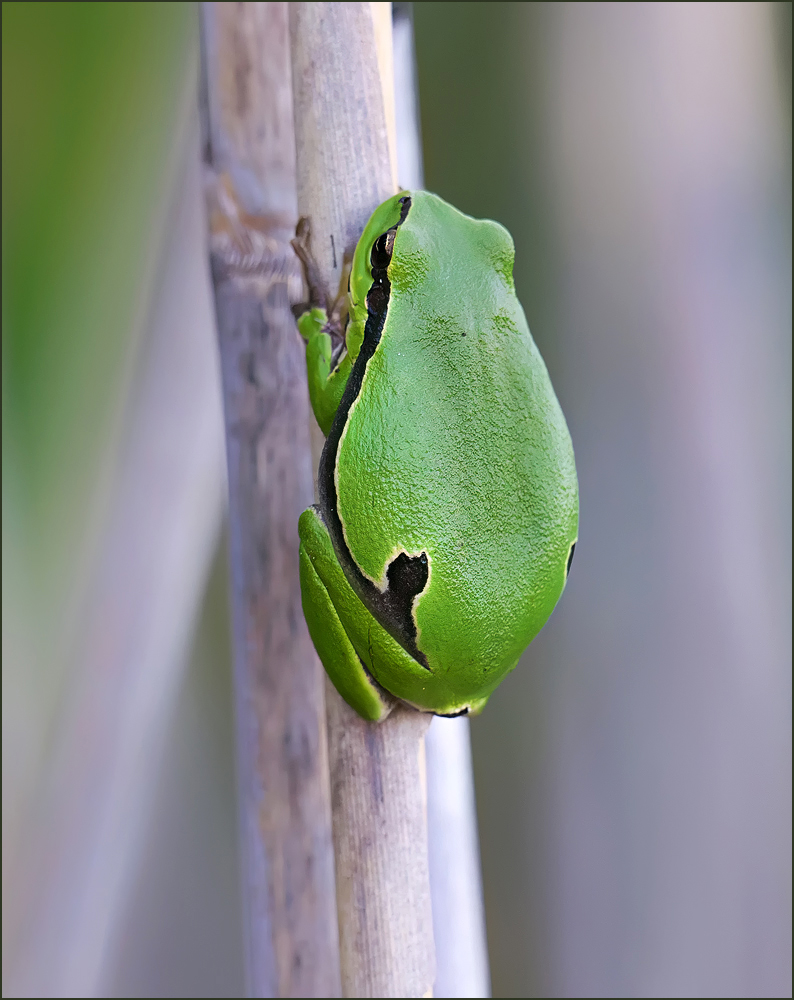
<box><xmin>201</xmin><ymin>4</ymin><xmax>341</xmax><ymax>996</ymax></box>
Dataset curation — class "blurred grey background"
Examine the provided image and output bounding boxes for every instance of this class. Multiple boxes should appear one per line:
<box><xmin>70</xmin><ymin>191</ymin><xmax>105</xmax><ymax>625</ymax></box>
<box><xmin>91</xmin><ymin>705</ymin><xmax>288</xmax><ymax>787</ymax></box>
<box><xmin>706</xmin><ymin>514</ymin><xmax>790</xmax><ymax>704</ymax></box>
<box><xmin>413</xmin><ymin>4</ymin><xmax>791</xmax><ymax>996</ymax></box>
<box><xmin>3</xmin><ymin>3</ymin><xmax>791</xmax><ymax>997</ymax></box>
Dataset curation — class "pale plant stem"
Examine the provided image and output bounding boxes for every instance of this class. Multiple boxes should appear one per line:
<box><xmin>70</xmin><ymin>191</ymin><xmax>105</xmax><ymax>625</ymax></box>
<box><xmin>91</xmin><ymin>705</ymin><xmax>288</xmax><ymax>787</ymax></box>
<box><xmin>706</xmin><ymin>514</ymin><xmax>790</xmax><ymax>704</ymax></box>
<box><xmin>290</xmin><ymin>4</ymin><xmax>435</xmax><ymax>997</ymax></box>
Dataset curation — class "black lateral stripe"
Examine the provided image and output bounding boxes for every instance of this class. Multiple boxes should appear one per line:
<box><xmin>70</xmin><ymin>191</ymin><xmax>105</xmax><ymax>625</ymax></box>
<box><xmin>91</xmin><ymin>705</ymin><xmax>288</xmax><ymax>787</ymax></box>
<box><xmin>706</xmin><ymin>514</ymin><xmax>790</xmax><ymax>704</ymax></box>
<box><xmin>317</xmin><ymin>197</ymin><xmax>430</xmax><ymax>669</ymax></box>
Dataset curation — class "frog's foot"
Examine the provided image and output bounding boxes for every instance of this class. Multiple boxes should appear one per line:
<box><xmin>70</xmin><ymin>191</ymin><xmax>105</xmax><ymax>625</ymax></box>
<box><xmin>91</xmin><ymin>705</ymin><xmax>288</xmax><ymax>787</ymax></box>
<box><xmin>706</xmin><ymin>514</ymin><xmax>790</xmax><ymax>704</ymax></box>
<box><xmin>291</xmin><ymin>216</ymin><xmax>328</xmax><ymax>317</ymax></box>
<box><xmin>291</xmin><ymin>217</ymin><xmax>352</xmax><ymax>361</ymax></box>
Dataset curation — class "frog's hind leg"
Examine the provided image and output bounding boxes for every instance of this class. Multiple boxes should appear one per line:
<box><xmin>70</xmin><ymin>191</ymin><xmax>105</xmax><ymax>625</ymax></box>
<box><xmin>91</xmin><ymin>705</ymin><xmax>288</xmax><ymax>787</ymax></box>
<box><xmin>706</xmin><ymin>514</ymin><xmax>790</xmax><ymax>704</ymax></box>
<box><xmin>299</xmin><ymin>512</ymin><xmax>395</xmax><ymax>722</ymax></box>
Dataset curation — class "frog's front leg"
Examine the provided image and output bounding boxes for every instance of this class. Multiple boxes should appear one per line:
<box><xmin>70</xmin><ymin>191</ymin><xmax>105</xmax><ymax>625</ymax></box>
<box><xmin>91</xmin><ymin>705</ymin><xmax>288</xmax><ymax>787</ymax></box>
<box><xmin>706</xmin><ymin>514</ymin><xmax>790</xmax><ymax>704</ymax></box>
<box><xmin>292</xmin><ymin>218</ymin><xmax>359</xmax><ymax>435</ymax></box>
<box><xmin>295</xmin><ymin>306</ymin><xmax>354</xmax><ymax>436</ymax></box>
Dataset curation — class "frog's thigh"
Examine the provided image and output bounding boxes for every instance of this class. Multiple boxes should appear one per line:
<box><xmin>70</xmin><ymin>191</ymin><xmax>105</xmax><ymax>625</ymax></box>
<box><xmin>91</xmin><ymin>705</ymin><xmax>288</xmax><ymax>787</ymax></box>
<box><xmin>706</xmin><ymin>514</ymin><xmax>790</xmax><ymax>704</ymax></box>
<box><xmin>300</xmin><ymin>508</ymin><xmax>475</xmax><ymax>716</ymax></box>
<box><xmin>299</xmin><ymin>533</ymin><xmax>394</xmax><ymax>723</ymax></box>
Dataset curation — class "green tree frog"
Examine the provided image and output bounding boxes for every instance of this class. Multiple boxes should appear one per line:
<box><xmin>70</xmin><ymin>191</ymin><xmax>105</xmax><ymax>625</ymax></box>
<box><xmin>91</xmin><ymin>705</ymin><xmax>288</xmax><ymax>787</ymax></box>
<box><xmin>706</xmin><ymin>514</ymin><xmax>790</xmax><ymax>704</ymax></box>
<box><xmin>294</xmin><ymin>191</ymin><xmax>578</xmax><ymax>722</ymax></box>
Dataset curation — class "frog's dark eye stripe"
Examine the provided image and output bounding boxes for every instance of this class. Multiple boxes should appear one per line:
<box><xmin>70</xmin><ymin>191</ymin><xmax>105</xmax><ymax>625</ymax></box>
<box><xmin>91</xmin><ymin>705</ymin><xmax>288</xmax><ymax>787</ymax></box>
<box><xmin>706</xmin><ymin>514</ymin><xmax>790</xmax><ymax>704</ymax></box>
<box><xmin>366</xmin><ymin>281</ymin><xmax>388</xmax><ymax>314</ymax></box>
<box><xmin>367</xmin><ymin>227</ymin><xmax>397</xmax><ymax>312</ymax></box>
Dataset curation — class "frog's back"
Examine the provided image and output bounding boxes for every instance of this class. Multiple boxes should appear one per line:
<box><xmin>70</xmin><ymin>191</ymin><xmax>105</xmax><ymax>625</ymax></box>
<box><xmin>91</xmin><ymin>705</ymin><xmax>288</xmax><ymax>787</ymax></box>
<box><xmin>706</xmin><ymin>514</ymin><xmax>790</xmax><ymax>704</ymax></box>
<box><xmin>336</xmin><ymin>191</ymin><xmax>578</xmax><ymax>707</ymax></box>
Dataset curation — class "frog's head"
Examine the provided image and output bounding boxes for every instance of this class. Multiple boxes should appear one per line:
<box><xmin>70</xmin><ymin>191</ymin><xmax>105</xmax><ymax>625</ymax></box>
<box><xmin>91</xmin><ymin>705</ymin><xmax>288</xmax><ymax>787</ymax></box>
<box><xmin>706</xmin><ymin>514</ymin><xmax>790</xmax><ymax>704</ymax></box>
<box><xmin>352</xmin><ymin>190</ymin><xmax>518</xmax><ymax>319</ymax></box>
<box><xmin>349</xmin><ymin>192</ymin><xmax>411</xmax><ymax>315</ymax></box>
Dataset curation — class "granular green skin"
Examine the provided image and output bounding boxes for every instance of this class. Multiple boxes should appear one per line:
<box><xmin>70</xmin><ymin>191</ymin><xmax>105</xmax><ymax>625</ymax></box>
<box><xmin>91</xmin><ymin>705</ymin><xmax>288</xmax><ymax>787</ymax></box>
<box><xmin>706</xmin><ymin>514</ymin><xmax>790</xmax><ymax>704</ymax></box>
<box><xmin>299</xmin><ymin>191</ymin><xmax>578</xmax><ymax>718</ymax></box>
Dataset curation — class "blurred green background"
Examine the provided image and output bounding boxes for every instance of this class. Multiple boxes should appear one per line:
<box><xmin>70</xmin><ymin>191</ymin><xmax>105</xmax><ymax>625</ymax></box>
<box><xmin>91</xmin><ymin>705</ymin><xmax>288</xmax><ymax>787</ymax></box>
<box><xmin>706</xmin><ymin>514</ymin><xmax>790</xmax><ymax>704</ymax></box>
<box><xmin>3</xmin><ymin>1</ymin><xmax>190</xmax><ymax>586</ymax></box>
<box><xmin>3</xmin><ymin>3</ymin><xmax>791</xmax><ymax>998</ymax></box>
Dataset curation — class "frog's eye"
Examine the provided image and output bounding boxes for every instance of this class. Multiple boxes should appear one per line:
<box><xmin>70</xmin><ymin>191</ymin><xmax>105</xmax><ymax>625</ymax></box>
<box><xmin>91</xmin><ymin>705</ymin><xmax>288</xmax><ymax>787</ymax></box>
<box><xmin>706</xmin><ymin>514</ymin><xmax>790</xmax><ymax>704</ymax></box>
<box><xmin>367</xmin><ymin>228</ymin><xmax>396</xmax><ymax>313</ymax></box>
<box><xmin>371</xmin><ymin>228</ymin><xmax>396</xmax><ymax>270</ymax></box>
<box><xmin>565</xmin><ymin>541</ymin><xmax>576</xmax><ymax>578</ymax></box>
